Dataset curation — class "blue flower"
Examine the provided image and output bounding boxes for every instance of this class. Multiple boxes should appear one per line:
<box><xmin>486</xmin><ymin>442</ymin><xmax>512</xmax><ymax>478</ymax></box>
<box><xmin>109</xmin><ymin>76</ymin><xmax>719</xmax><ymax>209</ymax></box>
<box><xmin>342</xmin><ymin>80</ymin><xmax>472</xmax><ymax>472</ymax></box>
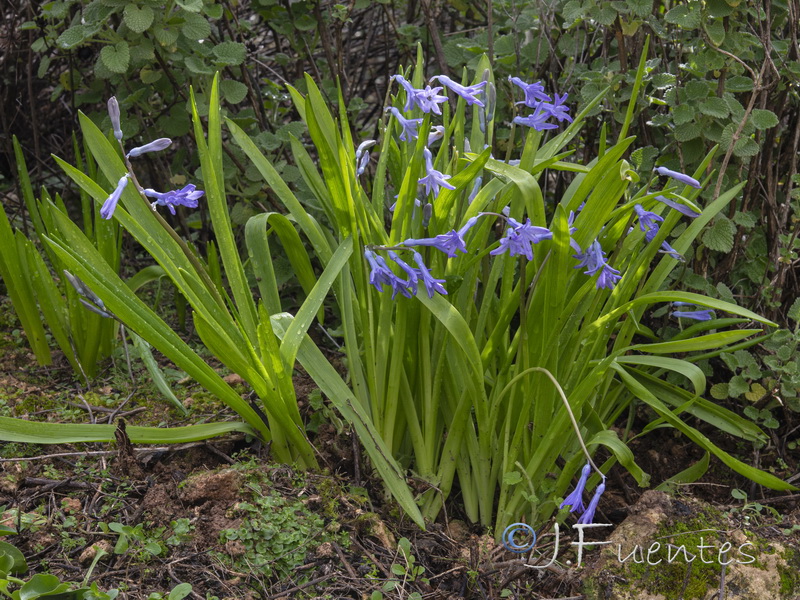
<box><xmin>126</xmin><ymin>138</ymin><xmax>172</xmax><ymax>158</ymax></box>
<box><xmin>414</xmin><ymin>85</ymin><xmax>448</xmax><ymax>115</ymax></box>
<box><xmin>655</xmin><ymin>166</ymin><xmax>701</xmax><ymax>189</ymax></box>
<box><xmin>427</xmin><ymin>125</ymin><xmax>446</xmax><ymax>146</ymax></box>
<box><xmin>355</xmin><ymin>140</ymin><xmax>376</xmax><ymax>177</ymax></box>
<box><xmin>508</xmin><ymin>76</ymin><xmax>551</xmax><ymax>106</ymax></box>
<box><xmin>671</xmin><ymin>303</ymin><xmax>714</xmax><ymax>321</ymax></box>
<box><xmin>403</xmin><ymin>216</ymin><xmax>479</xmax><ymax>257</ymax></box>
<box><xmin>655</xmin><ymin>195</ymin><xmax>700</xmax><ymax>218</ymax></box>
<box><xmin>365</xmin><ymin>249</ymin><xmax>399</xmax><ymax>293</ymax></box>
<box><xmin>100</xmin><ymin>175</ymin><xmax>129</xmax><ymax>220</ymax></box>
<box><xmin>560</xmin><ymin>463</ymin><xmax>591</xmax><ymax>514</ymax></box>
<box><xmin>418</xmin><ymin>147</ymin><xmax>455</xmax><ymax>198</ymax></box>
<box><xmin>412</xmin><ymin>252</ymin><xmax>447</xmax><ymax>298</ymax></box>
<box><xmin>107</xmin><ymin>96</ymin><xmax>123</xmax><ymax>141</ymax></box>
<box><xmin>576</xmin><ymin>479</ymin><xmax>605</xmax><ymax>525</ymax></box>
<box><xmin>634</xmin><ymin>204</ymin><xmax>664</xmax><ymax>240</ymax></box>
<box><xmin>430</xmin><ymin>75</ymin><xmax>487</xmax><ymax>107</ymax></box>
<box><xmin>390</xmin><ymin>74</ymin><xmax>418</xmax><ymax>112</ymax></box>
<box><xmin>491</xmin><ymin>218</ymin><xmax>553</xmax><ymax>260</ymax></box>
<box><xmin>539</xmin><ymin>93</ymin><xmax>573</xmax><ymax>123</ymax></box>
<box><xmin>573</xmin><ymin>240</ymin><xmax>621</xmax><ymax>290</ymax></box>
<box><xmin>385</xmin><ymin>107</ymin><xmax>423</xmax><ymax>142</ymax></box>
<box><xmin>596</xmin><ymin>264</ymin><xmax>622</xmax><ymax>290</ymax></box>
<box><xmin>513</xmin><ymin>107</ymin><xmax>558</xmax><ymax>131</ymax></box>
<box><xmin>143</xmin><ymin>184</ymin><xmax>204</xmax><ymax>215</ymax></box>
<box><xmin>659</xmin><ymin>240</ymin><xmax>685</xmax><ymax>261</ymax></box>
<box><xmin>387</xmin><ymin>251</ymin><xmax>419</xmax><ymax>295</ymax></box>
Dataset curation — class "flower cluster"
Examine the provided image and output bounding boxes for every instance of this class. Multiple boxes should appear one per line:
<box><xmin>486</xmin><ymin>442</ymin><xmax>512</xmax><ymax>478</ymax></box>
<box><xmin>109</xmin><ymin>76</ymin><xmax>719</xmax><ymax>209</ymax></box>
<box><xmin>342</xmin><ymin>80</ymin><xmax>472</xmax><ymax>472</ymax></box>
<box><xmin>101</xmin><ymin>96</ymin><xmax>202</xmax><ymax>221</ymax></box>
<box><xmin>560</xmin><ymin>463</ymin><xmax>606</xmax><ymax>525</ymax></box>
<box><xmin>510</xmin><ymin>77</ymin><xmax>573</xmax><ymax>131</ymax></box>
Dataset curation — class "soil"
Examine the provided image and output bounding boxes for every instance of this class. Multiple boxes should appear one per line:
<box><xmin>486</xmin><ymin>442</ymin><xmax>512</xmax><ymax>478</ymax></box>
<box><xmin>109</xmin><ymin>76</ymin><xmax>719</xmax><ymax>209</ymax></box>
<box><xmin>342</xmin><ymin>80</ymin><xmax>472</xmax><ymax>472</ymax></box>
<box><xmin>0</xmin><ymin>306</ymin><xmax>798</xmax><ymax>599</ymax></box>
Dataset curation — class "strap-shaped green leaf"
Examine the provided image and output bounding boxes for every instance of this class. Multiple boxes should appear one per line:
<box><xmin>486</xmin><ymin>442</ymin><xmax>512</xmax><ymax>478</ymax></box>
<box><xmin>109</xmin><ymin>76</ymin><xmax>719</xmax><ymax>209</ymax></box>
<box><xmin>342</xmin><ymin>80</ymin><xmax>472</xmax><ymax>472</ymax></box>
<box><xmin>612</xmin><ymin>363</ymin><xmax>796</xmax><ymax>491</ymax></box>
<box><xmin>0</xmin><ymin>417</ymin><xmax>254</xmax><ymax>444</ymax></box>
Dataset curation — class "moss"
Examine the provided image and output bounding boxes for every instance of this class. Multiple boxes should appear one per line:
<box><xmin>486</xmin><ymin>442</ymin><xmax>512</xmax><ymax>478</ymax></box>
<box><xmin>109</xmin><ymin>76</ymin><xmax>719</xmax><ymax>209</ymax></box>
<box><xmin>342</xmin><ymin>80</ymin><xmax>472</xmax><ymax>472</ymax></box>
<box><xmin>778</xmin><ymin>546</ymin><xmax>800</xmax><ymax>598</ymax></box>
<box><xmin>610</xmin><ymin>506</ymin><xmax>748</xmax><ymax>600</ymax></box>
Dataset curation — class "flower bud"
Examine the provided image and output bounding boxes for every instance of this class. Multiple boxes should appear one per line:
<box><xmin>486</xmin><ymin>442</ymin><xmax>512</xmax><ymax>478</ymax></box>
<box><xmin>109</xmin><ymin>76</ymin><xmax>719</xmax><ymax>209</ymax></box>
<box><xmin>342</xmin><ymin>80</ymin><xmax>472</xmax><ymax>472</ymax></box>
<box><xmin>108</xmin><ymin>96</ymin><xmax>123</xmax><ymax>141</ymax></box>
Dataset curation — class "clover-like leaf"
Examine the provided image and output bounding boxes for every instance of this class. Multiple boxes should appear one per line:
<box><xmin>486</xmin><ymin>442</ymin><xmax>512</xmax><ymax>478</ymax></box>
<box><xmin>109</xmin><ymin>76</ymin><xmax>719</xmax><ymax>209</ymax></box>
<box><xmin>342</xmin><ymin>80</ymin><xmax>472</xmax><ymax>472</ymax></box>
<box><xmin>100</xmin><ymin>42</ymin><xmax>130</xmax><ymax>73</ymax></box>
<box><xmin>123</xmin><ymin>4</ymin><xmax>154</xmax><ymax>33</ymax></box>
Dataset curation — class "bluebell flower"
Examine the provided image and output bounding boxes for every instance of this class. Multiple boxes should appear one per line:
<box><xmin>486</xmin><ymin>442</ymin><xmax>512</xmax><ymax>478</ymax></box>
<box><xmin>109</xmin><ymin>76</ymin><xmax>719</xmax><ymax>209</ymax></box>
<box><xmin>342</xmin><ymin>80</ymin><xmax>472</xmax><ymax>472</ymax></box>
<box><xmin>415</xmin><ymin>85</ymin><xmax>448</xmax><ymax>115</ymax></box>
<box><xmin>385</xmin><ymin>107</ymin><xmax>423</xmax><ymax>142</ymax></box>
<box><xmin>430</xmin><ymin>75</ymin><xmax>487</xmax><ymax>107</ymax></box>
<box><xmin>412</xmin><ymin>252</ymin><xmax>447</xmax><ymax>298</ymax></box>
<box><xmin>655</xmin><ymin>195</ymin><xmax>700</xmax><ymax>218</ymax></box>
<box><xmin>655</xmin><ymin>166</ymin><xmax>701</xmax><ymax>189</ymax></box>
<box><xmin>126</xmin><ymin>138</ymin><xmax>172</xmax><ymax>158</ymax></box>
<box><xmin>513</xmin><ymin>107</ymin><xmax>558</xmax><ymax>131</ymax></box>
<box><xmin>418</xmin><ymin>147</ymin><xmax>455</xmax><ymax>198</ymax></box>
<box><xmin>387</xmin><ymin>251</ymin><xmax>418</xmax><ymax>295</ymax></box>
<box><xmin>634</xmin><ymin>204</ymin><xmax>664</xmax><ymax>241</ymax></box>
<box><xmin>560</xmin><ymin>463</ymin><xmax>591</xmax><ymax>514</ymax></box>
<box><xmin>390</xmin><ymin>74</ymin><xmax>418</xmax><ymax>112</ymax></box>
<box><xmin>143</xmin><ymin>184</ymin><xmax>204</xmax><ymax>215</ymax></box>
<box><xmin>508</xmin><ymin>76</ymin><xmax>551</xmax><ymax>106</ymax></box>
<box><xmin>355</xmin><ymin>140</ymin><xmax>376</xmax><ymax>177</ymax></box>
<box><xmin>659</xmin><ymin>240</ymin><xmax>685</xmax><ymax>261</ymax></box>
<box><xmin>539</xmin><ymin>93</ymin><xmax>573</xmax><ymax>123</ymax></box>
<box><xmin>596</xmin><ymin>264</ymin><xmax>622</xmax><ymax>290</ymax></box>
<box><xmin>576</xmin><ymin>480</ymin><xmax>605</xmax><ymax>525</ymax></box>
<box><xmin>100</xmin><ymin>175</ymin><xmax>129</xmax><ymax>220</ymax></box>
<box><xmin>671</xmin><ymin>303</ymin><xmax>714</xmax><ymax>321</ymax></box>
<box><xmin>422</xmin><ymin>203</ymin><xmax>433</xmax><ymax>228</ymax></box>
<box><xmin>574</xmin><ymin>240</ymin><xmax>622</xmax><ymax>290</ymax></box>
<box><xmin>108</xmin><ymin>96</ymin><xmax>123</xmax><ymax>141</ymax></box>
<box><xmin>365</xmin><ymin>249</ymin><xmax>399</xmax><ymax>293</ymax></box>
<box><xmin>490</xmin><ymin>218</ymin><xmax>552</xmax><ymax>261</ymax></box>
<box><xmin>403</xmin><ymin>216</ymin><xmax>479</xmax><ymax>257</ymax></box>
<box><xmin>427</xmin><ymin>125</ymin><xmax>446</xmax><ymax>146</ymax></box>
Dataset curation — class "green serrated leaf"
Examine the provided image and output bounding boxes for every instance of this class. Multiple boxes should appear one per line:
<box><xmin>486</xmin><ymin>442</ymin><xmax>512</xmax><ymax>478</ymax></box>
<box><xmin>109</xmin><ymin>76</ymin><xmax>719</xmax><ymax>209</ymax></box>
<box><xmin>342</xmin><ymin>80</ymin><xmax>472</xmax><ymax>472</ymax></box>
<box><xmin>220</xmin><ymin>79</ymin><xmax>248</xmax><ymax>104</ymax></box>
<box><xmin>294</xmin><ymin>14</ymin><xmax>317</xmax><ymax>31</ymax></box>
<box><xmin>733</xmin><ymin>137</ymin><xmax>760</xmax><ymax>157</ymax></box>
<box><xmin>154</xmin><ymin>25</ymin><xmax>180</xmax><ymax>46</ymax></box>
<box><xmin>685</xmin><ymin>80</ymin><xmax>709</xmax><ymax>101</ymax></box>
<box><xmin>744</xmin><ymin>382</ymin><xmax>767</xmax><ymax>402</ymax></box>
<box><xmin>726</xmin><ymin>76</ymin><xmax>754</xmax><ymax>92</ymax></box>
<box><xmin>732</xmin><ymin>211</ymin><xmax>756</xmax><ymax>228</ymax></box>
<box><xmin>123</xmin><ymin>4</ymin><xmax>154</xmax><ymax>33</ymax></box>
<box><xmin>212</xmin><ymin>41</ymin><xmax>246</xmax><ymax>65</ymax></box>
<box><xmin>716</xmin><ymin>282</ymin><xmax>735</xmax><ymax>303</ymax></box>
<box><xmin>787</xmin><ymin>297</ymin><xmax>800</xmax><ymax>323</ymax></box>
<box><xmin>704</xmin><ymin>19</ymin><xmax>726</xmax><ymax>45</ymax></box>
<box><xmin>184</xmin><ymin>55</ymin><xmax>213</xmax><ymax>75</ymax></box>
<box><xmin>177</xmin><ymin>0</ymin><xmax>204</xmax><ymax>12</ymax></box>
<box><xmin>181</xmin><ymin>12</ymin><xmax>211</xmax><ymax>39</ymax></box>
<box><xmin>750</xmin><ymin>109</ymin><xmax>779</xmax><ymax>130</ymax></box>
<box><xmin>728</xmin><ymin>375</ymin><xmax>749</xmax><ymax>397</ymax></box>
<box><xmin>56</xmin><ymin>25</ymin><xmax>90</xmax><ymax>49</ymax></box>
<box><xmin>672</xmin><ymin>104</ymin><xmax>695</xmax><ymax>125</ymax></box>
<box><xmin>665</xmin><ymin>4</ymin><xmax>701</xmax><ymax>28</ymax></box>
<box><xmin>702</xmin><ymin>217</ymin><xmax>735</xmax><ymax>252</ymax></box>
<box><xmin>710</xmin><ymin>382</ymin><xmax>729</xmax><ymax>399</ymax></box>
<box><xmin>100</xmin><ymin>42</ymin><xmax>130</xmax><ymax>73</ymax></box>
<box><xmin>674</xmin><ymin>122</ymin><xmax>700</xmax><ymax>142</ymax></box>
<box><xmin>699</xmin><ymin>97</ymin><xmax>729</xmax><ymax>119</ymax></box>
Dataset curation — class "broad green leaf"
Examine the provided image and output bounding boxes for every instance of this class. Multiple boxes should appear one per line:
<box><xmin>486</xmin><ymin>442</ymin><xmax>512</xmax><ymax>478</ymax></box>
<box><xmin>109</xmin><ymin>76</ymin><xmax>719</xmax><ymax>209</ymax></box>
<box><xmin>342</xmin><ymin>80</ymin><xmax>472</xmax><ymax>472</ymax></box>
<box><xmin>0</xmin><ymin>541</ymin><xmax>27</xmax><ymax>574</ymax></box>
<box><xmin>123</xmin><ymin>4</ymin><xmax>154</xmax><ymax>33</ymax></box>
<box><xmin>750</xmin><ymin>109</ymin><xmax>779</xmax><ymax>130</ymax></box>
<box><xmin>100</xmin><ymin>42</ymin><xmax>130</xmax><ymax>73</ymax></box>
<box><xmin>655</xmin><ymin>452</ymin><xmax>710</xmax><ymax>491</ymax></box>
<box><xmin>212</xmin><ymin>41</ymin><xmax>246</xmax><ymax>65</ymax></box>
<box><xmin>612</xmin><ymin>364</ymin><xmax>795</xmax><ymax>491</ymax></box>
<box><xmin>587</xmin><ymin>430</ymin><xmax>650</xmax><ymax>486</ymax></box>
<box><xmin>220</xmin><ymin>79</ymin><xmax>248</xmax><ymax>104</ymax></box>
<box><xmin>270</xmin><ymin>313</ymin><xmax>426</xmax><ymax>529</ymax></box>
<box><xmin>0</xmin><ymin>417</ymin><xmax>254</xmax><ymax>444</ymax></box>
<box><xmin>181</xmin><ymin>12</ymin><xmax>210</xmax><ymax>39</ymax></box>
<box><xmin>631</xmin><ymin>330</ymin><xmax>762</xmax><ymax>354</ymax></box>
<box><xmin>615</xmin><ymin>355</ymin><xmax>706</xmax><ymax>395</ymax></box>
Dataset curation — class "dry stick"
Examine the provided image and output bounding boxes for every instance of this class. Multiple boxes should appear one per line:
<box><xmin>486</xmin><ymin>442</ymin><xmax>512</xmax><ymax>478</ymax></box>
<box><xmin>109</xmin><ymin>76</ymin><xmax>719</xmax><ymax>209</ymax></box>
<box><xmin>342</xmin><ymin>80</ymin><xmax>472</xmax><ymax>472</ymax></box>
<box><xmin>712</xmin><ymin>58</ymin><xmax>768</xmax><ymax>201</ymax></box>
<box><xmin>419</xmin><ymin>0</ymin><xmax>448</xmax><ymax>76</ymax></box>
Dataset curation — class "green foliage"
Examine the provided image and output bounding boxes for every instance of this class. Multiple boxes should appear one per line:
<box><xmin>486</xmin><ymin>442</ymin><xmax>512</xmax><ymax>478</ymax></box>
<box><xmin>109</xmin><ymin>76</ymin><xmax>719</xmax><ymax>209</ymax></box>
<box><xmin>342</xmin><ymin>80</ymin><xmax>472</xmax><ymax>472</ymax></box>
<box><xmin>217</xmin><ymin>471</ymin><xmax>343</xmax><ymax>581</ymax></box>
